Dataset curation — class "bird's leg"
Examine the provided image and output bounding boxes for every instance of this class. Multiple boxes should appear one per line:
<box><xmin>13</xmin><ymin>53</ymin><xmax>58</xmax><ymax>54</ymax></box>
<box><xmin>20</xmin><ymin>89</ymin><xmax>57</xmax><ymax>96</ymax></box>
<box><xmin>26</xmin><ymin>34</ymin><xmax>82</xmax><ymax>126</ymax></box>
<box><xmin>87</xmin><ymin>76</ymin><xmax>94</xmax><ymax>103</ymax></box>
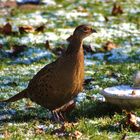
<box><xmin>51</xmin><ymin>100</ymin><xmax>76</xmax><ymax>122</ymax></box>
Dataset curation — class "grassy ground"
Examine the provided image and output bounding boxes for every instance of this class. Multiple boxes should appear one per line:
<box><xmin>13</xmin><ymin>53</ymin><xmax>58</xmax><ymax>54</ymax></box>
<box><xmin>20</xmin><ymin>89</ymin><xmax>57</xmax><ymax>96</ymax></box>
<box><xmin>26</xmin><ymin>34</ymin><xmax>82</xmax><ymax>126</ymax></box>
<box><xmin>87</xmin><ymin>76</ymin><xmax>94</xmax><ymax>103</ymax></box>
<box><xmin>0</xmin><ymin>0</ymin><xmax>140</xmax><ymax>139</ymax></box>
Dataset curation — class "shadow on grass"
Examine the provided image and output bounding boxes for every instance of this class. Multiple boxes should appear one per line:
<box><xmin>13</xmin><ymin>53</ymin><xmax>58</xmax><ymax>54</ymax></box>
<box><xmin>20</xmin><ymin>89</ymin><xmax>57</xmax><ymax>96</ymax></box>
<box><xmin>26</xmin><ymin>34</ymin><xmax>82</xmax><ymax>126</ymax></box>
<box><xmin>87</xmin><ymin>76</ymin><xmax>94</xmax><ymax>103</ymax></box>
<box><xmin>0</xmin><ymin>105</ymin><xmax>50</xmax><ymax>124</ymax></box>
<box><xmin>67</xmin><ymin>100</ymin><xmax>122</xmax><ymax>121</ymax></box>
<box><xmin>0</xmin><ymin>100</ymin><xmax>122</xmax><ymax>124</ymax></box>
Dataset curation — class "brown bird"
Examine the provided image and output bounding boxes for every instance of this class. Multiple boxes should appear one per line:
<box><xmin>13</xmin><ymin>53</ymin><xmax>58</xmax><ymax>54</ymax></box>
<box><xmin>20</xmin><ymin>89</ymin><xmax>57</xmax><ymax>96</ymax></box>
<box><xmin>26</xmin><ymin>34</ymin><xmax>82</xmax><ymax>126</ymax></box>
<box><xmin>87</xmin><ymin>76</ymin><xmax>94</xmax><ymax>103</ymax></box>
<box><xmin>0</xmin><ymin>25</ymin><xmax>96</xmax><ymax>121</ymax></box>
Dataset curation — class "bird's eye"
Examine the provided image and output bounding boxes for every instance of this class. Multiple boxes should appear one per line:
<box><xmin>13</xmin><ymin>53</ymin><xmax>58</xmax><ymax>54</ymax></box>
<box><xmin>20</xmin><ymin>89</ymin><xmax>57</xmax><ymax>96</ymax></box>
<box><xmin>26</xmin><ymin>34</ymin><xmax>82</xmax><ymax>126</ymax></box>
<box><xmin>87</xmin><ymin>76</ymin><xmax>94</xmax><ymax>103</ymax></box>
<box><xmin>83</xmin><ymin>27</ymin><xmax>90</xmax><ymax>32</ymax></box>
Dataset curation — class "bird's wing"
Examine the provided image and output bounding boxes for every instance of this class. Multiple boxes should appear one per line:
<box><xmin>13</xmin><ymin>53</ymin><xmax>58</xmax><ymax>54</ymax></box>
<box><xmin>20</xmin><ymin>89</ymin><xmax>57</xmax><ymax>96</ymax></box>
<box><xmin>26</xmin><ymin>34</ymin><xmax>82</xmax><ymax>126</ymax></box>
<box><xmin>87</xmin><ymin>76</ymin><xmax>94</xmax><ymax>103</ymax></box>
<box><xmin>28</xmin><ymin>61</ymin><xmax>57</xmax><ymax>89</ymax></box>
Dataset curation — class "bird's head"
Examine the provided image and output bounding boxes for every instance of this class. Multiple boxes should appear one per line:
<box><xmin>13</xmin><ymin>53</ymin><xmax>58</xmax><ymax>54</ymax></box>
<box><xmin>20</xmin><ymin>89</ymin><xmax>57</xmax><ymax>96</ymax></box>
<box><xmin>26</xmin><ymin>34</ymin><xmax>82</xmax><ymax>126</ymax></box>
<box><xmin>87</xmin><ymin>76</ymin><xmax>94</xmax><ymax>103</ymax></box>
<box><xmin>73</xmin><ymin>24</ymin><xmax>96</xmax><ymax>39</ymax></box>
<box><xmin>67</xmin><ymin>24</ymin><xmax>97</xmax><ymax>42</ymax></box>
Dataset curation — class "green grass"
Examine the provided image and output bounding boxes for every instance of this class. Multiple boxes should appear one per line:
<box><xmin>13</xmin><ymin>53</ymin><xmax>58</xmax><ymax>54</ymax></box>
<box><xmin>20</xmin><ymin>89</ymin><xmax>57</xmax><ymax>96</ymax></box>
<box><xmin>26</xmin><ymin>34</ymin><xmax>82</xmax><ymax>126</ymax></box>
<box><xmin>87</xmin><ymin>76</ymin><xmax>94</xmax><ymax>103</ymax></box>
<box><xmin>0</xmin><ymin>0</ymin><xmax>140</xmax><ymax>139</ymax></box>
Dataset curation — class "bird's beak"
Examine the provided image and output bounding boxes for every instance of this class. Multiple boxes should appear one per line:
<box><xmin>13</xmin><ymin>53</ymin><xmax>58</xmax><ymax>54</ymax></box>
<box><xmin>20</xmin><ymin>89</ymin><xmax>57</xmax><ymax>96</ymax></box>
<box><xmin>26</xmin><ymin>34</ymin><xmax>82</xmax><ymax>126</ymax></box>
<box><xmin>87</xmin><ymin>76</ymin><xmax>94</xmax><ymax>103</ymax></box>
<box><xmin>91</xmin><ymin>29</ymin><xmax>97</xmax><ymax>33</ymax></box>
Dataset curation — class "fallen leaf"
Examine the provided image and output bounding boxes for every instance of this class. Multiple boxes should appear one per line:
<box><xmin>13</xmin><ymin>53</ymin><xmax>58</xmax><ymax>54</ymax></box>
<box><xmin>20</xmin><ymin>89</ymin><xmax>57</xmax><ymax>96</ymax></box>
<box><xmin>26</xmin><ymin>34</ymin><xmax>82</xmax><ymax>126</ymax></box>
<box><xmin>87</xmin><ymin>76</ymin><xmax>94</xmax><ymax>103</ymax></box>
<box><xmin>7</xmin><ymin>81</ymin><xmax>17</xmax><ymax>87</ymax></box>
<box><xmin>112</xmin><ymin>3</ymin><xmax>123</xmax><ymax>16</ymax></box>
<box><xmin>103</xmin><ymin>41</ymin><xmax>118</xmax><ymax>51</ymax></box>
<box><xmin>25</xmin><ymin>99</ymin><xmax>33</xmax><ymax>108</ymax></box>
<box><xmin>4</xmin><ymin>130</ymin><xmax>11</xmax><ymax>138</ymax></box>
<box><xmin>121</xmin><ymin>133</ymin><xmax>127</xmax><ymax>140</ymax></box>
<box><xmin>0</xmin><ymin>44</ymin><xmax>3</xmax><ymax>49</ymax></box>
<box><xmin>35</xmin><ymin>128</ymin><xmax>45</xmax><ymax>134</ymax></box>
<box><xmin>83</xmin><ymin>44</ymin><xmax>94</xmax><ymax>53</ymax></box>
<box><xmin>77</xmin><ymin>6</ymin><xmax>87</xmax><ymax>12</ymax></box>
<box><xmin>35</xmin><ymin>24</ymin><xmax>45</xmax><ymax>32</ymax></box>
<box><xmin>71</xmin><ymin>130</ymin><xmax>82</xmax><ymax>139</ymax></box>
<box><xmin>51</xmin><ymin>124</ymin><xmax>68</xmax><ymax>137</ymax></box>
<box><xmin>2</xmin><ymin>23</ymin><xmax>12</xmax><ymax>35</ymax></box>
<box><xmin>51</xmin><ymin>123</ymin><xmax>81</xmax><ymax>139</ymax></box>
<box><xmin>104</xmin><ymin>16</ymin><xmax>109</xmax><ymax>22</ymax></box>
<box><xmin>63</xmin><ymin>122</ymin><xmax>78</xmax><ymax>128</ymax></box>
<box><xmin>45</xmin><ymin>40</ymin><xmax>51</xmax><ymax>50</ymax></box>
<box><xmin>131</xmin><ymin>90</ymin><xmax>136</xmax><ymax>95</ymax></box>
<box><xmin>126</xmin><ymin>112</ymin><xmax>140</xmax><ymax>132</ymax></box>
<box><xmin>0</xmin><ymin>27</ymin><xmax>3</xmax><ymax>33</ymax></box>
<box><xmin>84</xmin><ymin>77</ymin><xmax>94</xmax><ymax>86</ymax></box>
<box><xmin>10</xmin><ymin>44</ymin><xmax>27</xmax><ymax>56</ymax></box>
<box><xmin>19</xmin><ymin>25</ymin><xmax>34</xmax><ymax>34</ymax></box>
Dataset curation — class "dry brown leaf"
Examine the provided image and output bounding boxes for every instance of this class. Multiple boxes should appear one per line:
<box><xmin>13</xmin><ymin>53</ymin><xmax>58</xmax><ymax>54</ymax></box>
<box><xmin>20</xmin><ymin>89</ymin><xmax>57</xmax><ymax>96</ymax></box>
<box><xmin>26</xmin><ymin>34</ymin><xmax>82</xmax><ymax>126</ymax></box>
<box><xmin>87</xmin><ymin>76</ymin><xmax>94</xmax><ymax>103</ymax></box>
<box><xmin>25</xmin><ymin>99</ymin><xmax>34</xmax><ymax>108</ymax></box>
<box><xmin>72</xmin><ymin>130</ymin><xmax>82</xmax><ymax>139</ymax></box>
<box><xmin>112</xmin><ymin>3</ymin><xmax>123</xmax><ymax>16</ymax></box>
<box><xmin>35</xmin><ymin>24</ymin><xmax>45</xmax><ymax>32</ymax></box>
<box><xmin>126</xmin><ymin>112</ymin><xmax>140</xmax><ymax>132</ymax></box>
<box><xmin>103</xmin><ymin>41</ymin><xmax>118</xmax><ymax>51</ymax></box>
<box><xmin>77</xmin><ymin>6</ymin><xmax>87</xmax><ymax>12</ymax></box>
<box><xmin>0</xmin><ymin>44</ymin><xmax>3</xmax><ymax>49</ymax></box>
<box><xmin>0</xmin><ymin>27</ymin><xmax>3</xmax><ymax>33</ymax></box>
<box><xmin>104</xmin><ymin>16</ymin><xmax>109</xmax><ymax>22</ymax></box>
<box><xmin>35</xmin><ymin>128</ymin><xmax>45</xmax><ymax>134</ymax></box>
<box><xmin>45</xmin><ymin>40</ymin><xmax>51</xmax><ymax>50</ymax></box>
<box><xmin>51</xmin><ymin>124</ymin><xmax>68</xmax><ymax>137</ymax></box>
<box><xmin>63</xmin><ymin>122</ymin><xmax>78</xmax><ymax>128</ymax></box>
<box><xmin>2</xmin><ymin>23</ymin><xmax>12</xmax><ymax>35</ymax></box>
<box><xmin>10</xmin><ymin>44</ymin><xmax>27</xmax><ymax>56</ymax></box>
<box><xmin>131</xmin><ymin>90</ymin><xmax>136</xmax><ymax>95</ymax></box>
<box><xmin>51</xmin><ymin>123</ymin><xmax>81</xmax><ymax>139</ymax></box>
<box><xmin>4</xmin><ymin>130</ymin><xmax>11</xmax><ymax>138</ymax></box>
<box><xmin>83</xmin><ymin>44</ymin><xmax>94</xmax><ymax>53</ymax></box>
<box><xmin>19</xmin><ymin>25</ymin><xmax>34</xmax><ymax>33</ymax></box>
<box><xmin>84</xmin><ymin>77</ymin><xmax>94</xmax><ymax>86</ymax></box>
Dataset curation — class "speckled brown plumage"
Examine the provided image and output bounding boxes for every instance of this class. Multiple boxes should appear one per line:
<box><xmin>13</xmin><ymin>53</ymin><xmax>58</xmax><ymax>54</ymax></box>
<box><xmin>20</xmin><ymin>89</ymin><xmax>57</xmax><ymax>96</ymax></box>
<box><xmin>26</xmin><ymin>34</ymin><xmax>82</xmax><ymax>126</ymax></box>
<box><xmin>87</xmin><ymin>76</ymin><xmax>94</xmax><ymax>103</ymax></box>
<box><xmin>1</xmin><ymin>25</ymin><xmax>96</xmax><ymax>112</ymax></box>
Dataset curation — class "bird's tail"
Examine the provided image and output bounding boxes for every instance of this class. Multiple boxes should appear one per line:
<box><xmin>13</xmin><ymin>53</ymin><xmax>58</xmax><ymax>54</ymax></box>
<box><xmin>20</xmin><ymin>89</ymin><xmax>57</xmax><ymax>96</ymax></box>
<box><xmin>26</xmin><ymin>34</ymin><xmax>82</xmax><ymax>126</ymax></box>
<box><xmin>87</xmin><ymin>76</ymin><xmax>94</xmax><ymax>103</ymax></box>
<box><xmin>0</xmin><ymin>89</ymin><xmax>28</xmax><ymax>103</ymax></box>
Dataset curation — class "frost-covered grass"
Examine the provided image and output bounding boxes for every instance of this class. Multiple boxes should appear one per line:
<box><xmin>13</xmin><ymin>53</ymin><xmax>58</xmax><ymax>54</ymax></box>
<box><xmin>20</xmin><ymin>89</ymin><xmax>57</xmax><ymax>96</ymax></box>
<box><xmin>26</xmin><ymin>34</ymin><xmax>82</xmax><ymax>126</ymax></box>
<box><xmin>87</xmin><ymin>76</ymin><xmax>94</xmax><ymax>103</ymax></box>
<box><xmin>0</xmin><ymin>0</ymin><xmax>140</xmax><ymax>139</ymax></box>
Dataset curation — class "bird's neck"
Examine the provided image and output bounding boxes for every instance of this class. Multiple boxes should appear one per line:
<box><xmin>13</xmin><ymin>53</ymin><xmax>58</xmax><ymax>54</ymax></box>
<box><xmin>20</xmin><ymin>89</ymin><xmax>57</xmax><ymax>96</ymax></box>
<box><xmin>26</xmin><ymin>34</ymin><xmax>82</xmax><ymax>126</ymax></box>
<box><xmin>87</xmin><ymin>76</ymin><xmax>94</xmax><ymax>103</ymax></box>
<box><xmin>65</xmin><ymin>37</ymin><xmax>83</xmax><ymax>55</ymax></box>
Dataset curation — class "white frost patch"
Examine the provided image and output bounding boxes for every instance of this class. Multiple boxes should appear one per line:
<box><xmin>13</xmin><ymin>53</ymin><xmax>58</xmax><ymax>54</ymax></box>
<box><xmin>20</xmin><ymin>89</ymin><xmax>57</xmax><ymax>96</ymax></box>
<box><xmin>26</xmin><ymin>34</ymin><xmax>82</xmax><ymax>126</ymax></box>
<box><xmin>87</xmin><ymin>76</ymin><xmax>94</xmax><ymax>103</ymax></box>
<box><xmin>127</xmin><ymin>7</ymin><xmax>140</xmax><ymax>14</ymax></box>
<box><xmin>55</xmin><ymin>10</ymin><xmax>88</xmax><ymax>19</ymax></box>
<box><xmin>107</xmin><ymin>47</ymin><xmax>131</xmax><ymax>62</ymax></box>
<box><xmin>12</xmin><ymin>12</ymin><xmax>47</xmax><ymax>26</ymax></box>
<box><xmin>0</xmin><ymin>18</ymin><xmax>6</xmax><ymax>25</ymax></box>
<box><xmin>20</xmin><ymin>32</ymin><xmax>58</xmax><ymax>44</ymax></box>
<box><xmin>37</xmin><ymin>124</ymin><xmax>54</xmax><ymax>131</ymax></box>
<box><xmin>94</xmin><ymin>22</ymin><xmax>139</xmax><ymax>40</ymax></box>
<box><xmin>76</xmin><ymin>92</ymin><xmax>86</xmax><ymax>102</ymax></box>
<box><xmin>117</xmin><ymin>23</ymin><xmax>138</xmax><ymax>33</ymax></box>
<box><xmin>91</xmin><ymin>93</ymin><xmax>105</xmax><ymax>102</ymax></box>
<box><xmin>86</xmin><ymin>70</ymin><xmax>95</xmax><ymax>75</ymax></box>
<box><xmin>0</xmin><ymin>134</ymin><xmax>4</xmax><ymax>139</ymax></box>
<box><xmin>93</xmin><ymin>13</ymin><xmax>105</xmax><ymax>22</ymax></box>
<box><xmin>37</xmin><ymin>125</ymin><xmax>48</xmax><ymax>131</ymax></box>
<box><xmin>103</xmin><ymin>77</ymin><xmax>118</xmax><ymax>83</ymax></box>
<box><xmin>12</xmin><ymin>48</ymin><xmax>52</xmax><ymax>64</ymax></box>
<box><xmin>91</xmin><ymin>85</ymin><xmax>103</xmax><ymax>90</ymax></box>
<box><xmin>45</xmin><ymin>32</ymin><xmax>59</xmax><ymax>41</ymax></box>
<box><xmin>84</xmin><ymin>59</ymin><xmax>96</xmax><ymax>66</ymax></box>
<box><xmin>0</xmin><ymin>109</ymin><xmax>16</xmax><ymax>121</ymax></box>
<box><xmin>41</xmin><ymin>0</ymin><xmax>56</xmax><ymax>5</ymax></box>
<box><xmin>0</xmin><ymin>38</ymin><xmax>6</xmax><ymax>44</ymax></box>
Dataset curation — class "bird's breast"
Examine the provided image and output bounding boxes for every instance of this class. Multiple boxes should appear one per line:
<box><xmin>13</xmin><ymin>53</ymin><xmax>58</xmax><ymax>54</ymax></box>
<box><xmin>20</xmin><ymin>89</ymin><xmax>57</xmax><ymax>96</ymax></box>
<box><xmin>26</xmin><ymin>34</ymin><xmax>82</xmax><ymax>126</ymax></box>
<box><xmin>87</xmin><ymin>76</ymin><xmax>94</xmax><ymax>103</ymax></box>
<box><xmin>57</xmin><ymin>51</ymin><xmax>84</xmax><ymax>94</ymax></box>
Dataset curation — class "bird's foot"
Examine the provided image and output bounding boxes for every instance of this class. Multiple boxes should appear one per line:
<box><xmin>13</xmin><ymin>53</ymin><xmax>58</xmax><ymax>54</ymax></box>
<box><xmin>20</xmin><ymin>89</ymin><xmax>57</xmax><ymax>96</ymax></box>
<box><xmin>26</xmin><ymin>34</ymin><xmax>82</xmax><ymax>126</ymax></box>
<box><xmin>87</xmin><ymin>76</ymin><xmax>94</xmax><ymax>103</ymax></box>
<box><xmin>51</xmin><ymin>100</ymin><xmax>76</xmax><ymax>122</ymax></box>
<box><xmin>51</xmin><ymin>110</ymin><xmax>65</xmax><ymax>122</ymax></box>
